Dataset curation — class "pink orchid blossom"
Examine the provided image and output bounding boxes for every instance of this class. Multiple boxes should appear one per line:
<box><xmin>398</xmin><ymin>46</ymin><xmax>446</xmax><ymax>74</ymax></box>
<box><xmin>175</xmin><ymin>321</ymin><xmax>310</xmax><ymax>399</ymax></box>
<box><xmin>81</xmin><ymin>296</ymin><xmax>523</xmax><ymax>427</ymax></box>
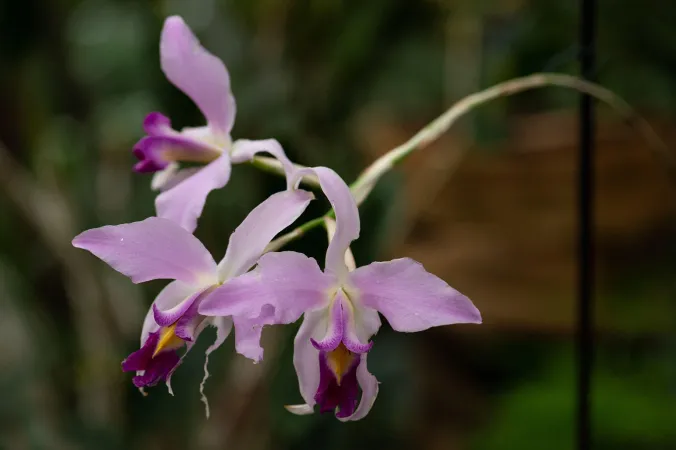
<box><xmin>134</xmin><ymin>16</ymin><xmax>296</xmax><ymax>232</ymax></box>
<box><xmin>72</xmin><ymin>188</ymin><xmax>313</xmax><ymax>411</ymax></box>
<box><xmin>199</xmin><ymin>167</ymin><xmax>481</xmax><ymax>421</ymax></box>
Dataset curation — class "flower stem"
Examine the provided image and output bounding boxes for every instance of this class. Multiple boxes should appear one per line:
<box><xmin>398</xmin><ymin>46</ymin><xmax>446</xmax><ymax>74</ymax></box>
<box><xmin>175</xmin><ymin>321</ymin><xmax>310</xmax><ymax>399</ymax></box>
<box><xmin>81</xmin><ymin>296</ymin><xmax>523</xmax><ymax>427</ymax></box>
<box><xmin>264</xmin><ymin>72</ymin><xmax>673</xmax><ymax>251</ymax></box>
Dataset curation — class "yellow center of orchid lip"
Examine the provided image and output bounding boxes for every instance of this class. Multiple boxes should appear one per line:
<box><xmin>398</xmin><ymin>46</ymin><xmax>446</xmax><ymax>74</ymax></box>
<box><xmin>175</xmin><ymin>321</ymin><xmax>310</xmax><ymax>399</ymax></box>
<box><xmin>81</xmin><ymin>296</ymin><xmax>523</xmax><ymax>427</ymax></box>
<box><xmin>326</xmin><ymin>343</ymin><xmax>355</xmax><ymax>385</ymax></box>
<box><xmin>152</xmin><ymin>324</ymin><xmax>184</xmax><ymax>358</ymax></box>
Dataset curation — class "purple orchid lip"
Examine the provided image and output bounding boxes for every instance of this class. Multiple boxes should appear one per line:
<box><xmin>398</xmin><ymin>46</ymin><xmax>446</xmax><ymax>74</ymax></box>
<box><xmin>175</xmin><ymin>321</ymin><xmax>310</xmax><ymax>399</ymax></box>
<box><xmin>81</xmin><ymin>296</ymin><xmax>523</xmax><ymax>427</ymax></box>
<box><xmin>133</xmin><ymin>155</ymin><xmax>169</xmax><ymax>173</ymax></box>
<box><xmin>144</xmin><ymin>112</ymin><xmax>172</xmax><ymax>135</ymax></box>
<box><xmin>314</xmin><ymin>347</ymin><xmax>361</xmax><ymax>418</ymax></box>
<box><xmin>132</xmin><ymin>134</ymin><xmax>221</xmax><ymax>174</ymax></box>
<box><xmin>121</xmin><ymin>329</ymin><xmax>182</xmax><ymax>388</ymax></box>
<box><xmin>132</xmin><ymin>113</ymin><xmax>223</xmax><ymax>174</ymax></box>
<box><xmin>131</xmin><ymin>351</ymin><xmax>182</xmax><ymax>388</ymax></box>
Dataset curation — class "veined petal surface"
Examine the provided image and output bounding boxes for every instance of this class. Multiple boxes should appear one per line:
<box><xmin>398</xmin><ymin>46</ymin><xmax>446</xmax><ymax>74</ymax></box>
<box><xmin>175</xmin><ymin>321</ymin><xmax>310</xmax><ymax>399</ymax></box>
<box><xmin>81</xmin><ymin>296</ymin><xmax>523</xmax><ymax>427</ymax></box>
<box><xmin>216</xmin><ymin>189</ymin><xmax>313</xmax><ymax>281</ymax></box>
<box><xmin>72</xmin><ymin>217</ymin><xmax>217</xmax><ymax>284</ymax></box>
<box><xmin>292</xmin><ymin>310</ymin><xmax>327</xmax><ymax>408</ymax></box>
<box><xmin>155</xmin><ymin>152</ymin><xmax>232</xmax><ymax>233</ymax></box>
<box><xmin>293</xmin><ymin>167</ymin><xmax>359</xmax><ymax>280</ymax></box>
<box><xmin>349</xmin><ymin>258</ymin><xmax>481</xmax><ymax>332</ymax></box>
<box><xmin>160</xmin><ymin>16</ymin><xmax>236</xmax><ymax>134</ymax></box>
<box><xmin>198</xmin><ymin>270</ymin><xmax>275</xmax><ymax>320</ymax></box>
<box><xmin>255</xmin><ymin>251</ymin><xmax>334</xmax><ymax>324</ymax></box>
<box><xmin>338</xmin><ymin>354</ymin><xmax>379</xmax><ymax>422</ymax></box>
<box><xmin>230</xmin><ymin>139</ymin><xmax>297</xmax><ymax>188</ymax></box>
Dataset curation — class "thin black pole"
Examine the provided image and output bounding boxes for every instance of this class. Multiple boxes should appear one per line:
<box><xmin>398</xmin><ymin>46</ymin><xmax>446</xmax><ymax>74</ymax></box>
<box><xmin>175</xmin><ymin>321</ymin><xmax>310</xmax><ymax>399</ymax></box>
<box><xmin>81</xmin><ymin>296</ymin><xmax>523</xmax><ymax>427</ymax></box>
<box><xmin>577</xmin><ymin>0</ymin><xmax>596</xmax><ymax>449</ymax></box>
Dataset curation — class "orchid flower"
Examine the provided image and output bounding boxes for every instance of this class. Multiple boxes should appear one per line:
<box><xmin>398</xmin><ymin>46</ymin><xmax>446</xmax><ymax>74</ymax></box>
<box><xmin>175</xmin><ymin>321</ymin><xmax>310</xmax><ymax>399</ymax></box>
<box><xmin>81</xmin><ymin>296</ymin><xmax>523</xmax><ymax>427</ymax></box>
<box><xmin>72</xmin><ymin>188</ymin><xmax>313</xmax><ymax>413</ymax></box>
<box><xmin>199</xmin><ymin>167</ymin><xmax>481</xmax><ymax>421</ymax></box>
<box><xmin>134</xmin><ymin>16</ymin><xmax>296</xmax><ymax>232</ymax></box>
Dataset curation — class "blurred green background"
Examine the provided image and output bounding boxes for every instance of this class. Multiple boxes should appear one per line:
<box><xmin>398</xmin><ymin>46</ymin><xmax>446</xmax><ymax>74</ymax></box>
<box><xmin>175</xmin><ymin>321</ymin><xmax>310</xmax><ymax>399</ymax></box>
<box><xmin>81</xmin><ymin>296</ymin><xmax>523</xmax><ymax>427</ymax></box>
<box><xmin>1</xmin><ymin>0</ymin><xmax>675</xmax><ymax>449</ymax></box>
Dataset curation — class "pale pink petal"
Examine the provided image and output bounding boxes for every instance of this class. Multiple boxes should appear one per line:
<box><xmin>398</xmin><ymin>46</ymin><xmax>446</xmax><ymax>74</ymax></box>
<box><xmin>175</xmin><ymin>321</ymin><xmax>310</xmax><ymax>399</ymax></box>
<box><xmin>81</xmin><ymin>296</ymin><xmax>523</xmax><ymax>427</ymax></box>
<box><xmin>198</xmin><ymin>270</ymin><xmax>276</xmax><ymax>320</ymax></box>
<box><xmin>152</xmin><ymin>164</ymin><xmax>202</xmax><ymax>192</ymax></box>
<box><xmin>230</xmin><ymin>139</ymin><xmax>297</xmax><ymax>188</ymax></box>
<box><xmin>292</xmin><ymin>310</ymin><xmax>327</xmax><ymax>407</ymax></box>
<box><xmin>338</xmin><ymin>354</ymin><xmax>379</xmax><ymax>422</ymax></box>
<box><xmin>349</xmin><ymin>258</ymin><xmax>481</xmax><ymax>332</ymax></box>
<box><xmin>294</xmin><ymin>167</ymin><xmax>359</xmax><ymax>280</ymax></box>
<box><xmin>324</xmin><ymin>217</ymin><xmax>356</xmax><ymax>271</ymax></box>
<box><xmin>310</xmin><ymin>291</ymin><xmax>373</xmax><ymax>354</ymax></box>
<box><xmin>232</xmin><ymin>316</ymin><xmax>267</xmax><ymax>362</ymax></box>
<box><xmin>72</xmin><ymin>217</ymin><xmax>217</xmax><ymax>284</ymax></box>
<box><xmin>160</xmin><ymin>16</ymin><xmax>236</xmax><ymax>134</ymax></box>
<box><xmin>309</xmin><ymin>295</ymin><xmax>343</xmax><ymax>352</ymax></box>
<box><xmin>141</xmin><ymin>280</ymin><xmax>198</xmax><ymax>344</ymax></box>
<box><xmin>155</xmin><ymin>152</ymin><xmax>232</xmax><ymax>233</ymax></box>
<box><xmin>216</xmin><ymin>189</ymin><xmax>314</xmax><ymax>280</ymax></box>
<box><xmin>198</xmin><ymin>272</ymin><xmax>276</xmax><ymax>362</ymax></box>
<box><xmin>153</xmin><ymin>287</ymin><xmax>207</xmax><ymax>327</ymax></box>
<box><xmin>351</xmin><ymin>304</ymin><xmax>381</xmax><ymax>343</ymax></box>
<box><xmin>255</xmin><ymin>251</ymin><xmax>334</xmax><ymax>324</ymax></box>
<box><xmin>200</xmin><ymin>316</ymin><xmax>233</xmax><ymax>418</ymax></box>
<box><xmin>152</xmin><ymin>162</ymin><xmax>179</xmax><ymax>191</ymax></box>
<box><xmin>340</xmin><ymin>293</ymin><xmax>375</xmax><ymax>354</ymax></box>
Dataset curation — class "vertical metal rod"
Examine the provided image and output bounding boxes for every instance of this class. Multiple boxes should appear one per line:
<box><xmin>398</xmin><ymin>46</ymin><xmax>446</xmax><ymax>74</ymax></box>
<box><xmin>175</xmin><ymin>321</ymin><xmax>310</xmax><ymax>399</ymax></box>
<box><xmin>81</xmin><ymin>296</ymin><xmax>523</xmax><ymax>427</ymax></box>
<box><xmin>577</xmin><ymin>0</ymin><xmax>596</xmax><ymax>449</ymax></box>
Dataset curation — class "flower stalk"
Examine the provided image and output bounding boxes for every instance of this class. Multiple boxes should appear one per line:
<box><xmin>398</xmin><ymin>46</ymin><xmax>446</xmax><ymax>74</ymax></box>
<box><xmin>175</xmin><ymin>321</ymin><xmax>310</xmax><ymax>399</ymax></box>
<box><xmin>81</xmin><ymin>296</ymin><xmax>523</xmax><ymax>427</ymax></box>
<box><xmin>264</xmin><ymin>72</ymin><xmax>673</xmax><ymax>251</ymax></box>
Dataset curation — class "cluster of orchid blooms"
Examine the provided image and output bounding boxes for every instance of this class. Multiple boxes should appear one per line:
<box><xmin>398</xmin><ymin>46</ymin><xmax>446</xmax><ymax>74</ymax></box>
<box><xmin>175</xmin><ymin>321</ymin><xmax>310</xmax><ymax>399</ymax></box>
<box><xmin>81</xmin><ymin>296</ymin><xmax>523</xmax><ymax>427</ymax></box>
<box><xmin>72</xmin><ymin>16</ymin><xmax>482</xmax><ymax>421</ymax></box>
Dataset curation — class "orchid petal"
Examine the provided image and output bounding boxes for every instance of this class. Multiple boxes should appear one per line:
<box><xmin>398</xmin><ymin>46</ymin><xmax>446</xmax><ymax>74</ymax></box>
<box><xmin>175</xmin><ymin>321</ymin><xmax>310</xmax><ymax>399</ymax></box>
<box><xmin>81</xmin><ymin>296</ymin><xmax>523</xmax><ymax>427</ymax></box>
<box><xmin>230</xmin><ymin>139</ymin><xmax>297</xmax><ymax>189</ymax></box>
<box><xmin>132</xmin><ymin>283</ymin><xmax>215</xmax><ymax>395</ymax></box>
<box><xmin>284</xmin><ymin>404</ymin><xmax>314</xmax><ymax>415</ymax></box>
<box><xmin>122</xmin><ymin>329</ymin><xmax>183</xmax><ymax>390</ymax></box>
<box><xmin>309</xmin><ymin>291</ymin><xmax>373</xmax><ymax>354</ymax></box>
<box><xmin>233</xmin><ymin>316</ymin><xmax>268</xmax><ymax>363</ymax></box>
<box><xmin>136</xmin><ymin>282</ymin><xmax>211</xmax><ymax>393</ymax></box>
<box><xmin>200</xmin><ymin>316</ymin><xmax>233</xmax><ymax>418</ymax></box>
<box><xmin>350</xmin><ymin>258</ymin><xmax>481</xmax><ymax>332</ymax></box>
<box><xmin>350</xmin><ymin>303</ymin><xmax>381</xmax><ymax>344</ymax></box>
<box><xmin>338</xmin><ymin>354</ymin><xmax>379</xmax><ymax>422</ymax></box>
<box><xmin>156</xmin><ymin>152</ymin><xmax>232</xmax><ymax>233</ymax></box>
<box><xmin>141</xmin><ymin>280</ymin><xmax>198</xmax><ymax>344</ymax></box>
<box><xmin>166</xmin><ymin>316</ymin><xmax>214</xmax><ymax>396</ymax></box>
<box><xmin>216</xmin><ymin>189</ymin><xmax>314</xmax><ymax>280</ymax></box>
<box><xmin>133</xmin><ymin>129</ymin><xmax>220</xmax><ymax>174</ymax></box>
<box><xmin>72</xmin><ymin>217</ymin><xmax>217</xmax><ymax>284</ymax></box>
<box><xmin>255</xmin><ymin>251</ymin><xmax>334</xmax><ymax>324</ymax></box>
<box><xmin>341</xmin><ymin>295</ymin><xmax>375</xmax><ymax>354</ymax></box>
<box><xmin>294</xmin><ymin>167</ymin><xmax>359</xmax><ymax>280</ymax></box>
<box><xmin>324</xmin><ymin>217</ymin><xmax>356</xmax><ymax>271</ymax></box>
<box><xmin>198</xmin><ymin>270</ymin><xmax>275</xmax><ymax>320</ymax></box>
<box><xmin>160</xmin><ymin>16</ymin><xmax>236</xmax><ymax>134</ymax></box>
<box><xmin>173</xmin><ymin>293</ymin><xmax>211</xmax><ymax>342</ymax></box>
<box><xmin>153</xmin><ymin>287</ymin><xmax>205</xmax><ymax>327</ymax></box>
<box><xmin>151</xmin><ymin>163</ymin><xmax>202</xmax><ymax>192</ymax></box>
<box><xmin>152</xmin><ymin>162</ymin><xmax>178</xmax><ymax>191</ymax></box>
<box><xmin>310</xmin><ymin>296</ymin><xmax>343</xmax><ymax>352</ymax></box>
<box><xmin>199</xmin><ymin>273</ymin><xmax>276</xmax><ymax>363</ymax></box>
<box><xmin>293</xmin><ymin>310</ymin><xmax>327</xmax><ymax>408</ymax></box>
<box><xmin>143</xmin><ymin>112</ymin><xmax>172</xmax><ymax>135</ymax></box>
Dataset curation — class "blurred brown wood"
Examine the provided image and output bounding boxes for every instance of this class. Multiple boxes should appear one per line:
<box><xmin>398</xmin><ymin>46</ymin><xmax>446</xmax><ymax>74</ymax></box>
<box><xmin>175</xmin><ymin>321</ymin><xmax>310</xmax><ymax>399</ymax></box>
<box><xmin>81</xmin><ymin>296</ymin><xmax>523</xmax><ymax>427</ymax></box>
<box><xmin>356</xmin><ymin>109</ymin><xmax>676</xmax><ymax>334</ymax></box>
